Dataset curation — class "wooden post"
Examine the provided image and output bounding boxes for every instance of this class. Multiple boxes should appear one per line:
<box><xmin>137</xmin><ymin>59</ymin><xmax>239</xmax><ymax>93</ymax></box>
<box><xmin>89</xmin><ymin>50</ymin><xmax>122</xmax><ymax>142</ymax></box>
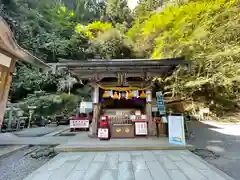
<box><xmin>90</xmin><ymin>86</ymin><xmax>100</xmax><ymax>137</ymax></box>
<box><xmin>146</xmin><ymin>90</ymin><xmax>156</xmax><ymax>136</ymax></box>
<box><xmin>0</xmin><ymin>59</ymin><xmax>15</xmax><ymax>128</ymax></box>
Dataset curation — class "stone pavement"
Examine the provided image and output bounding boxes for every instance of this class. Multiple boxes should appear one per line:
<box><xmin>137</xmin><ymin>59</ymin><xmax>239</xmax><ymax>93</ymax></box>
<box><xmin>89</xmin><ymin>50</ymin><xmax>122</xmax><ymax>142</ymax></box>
<box><xmin>13</xmin><ymin>125</ymin><xmax>69</xmax><ymax>137</ymax></box>
<box><xmin>24</xmin><ymin>150</ymin><xmax>234</xmax><ymax>180</ymax></box>
<box><xmin>55</xmin><ymin>132</ymin><xmax>194</xmax><ymax>152</ymax></box>
<box><xmin>188</xmin><ymin>121</ymin><xmax>240</xmax><ymax>180</ymax></box>
<box><xmin>0</xmin><ymin>145</ymin><xmax>27</xmax><ymax>158</ymax></box>
<box><xmin>0</xmin><ymin>126</ymin><xmax>69</xmax><ymax>145</ymax></box>
<box><xmin>0</xmin><ymin>136</ymin><xmax>71</xmax><ymax>145</ymax></box>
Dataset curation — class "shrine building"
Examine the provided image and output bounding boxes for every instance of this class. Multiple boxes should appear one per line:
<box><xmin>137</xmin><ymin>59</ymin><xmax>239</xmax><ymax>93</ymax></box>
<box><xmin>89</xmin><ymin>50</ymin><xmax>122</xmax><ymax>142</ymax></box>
<box><xmin>51</xmin><ymin>57</ymin><xmax>188</xmax><ymax>138</ymax></box>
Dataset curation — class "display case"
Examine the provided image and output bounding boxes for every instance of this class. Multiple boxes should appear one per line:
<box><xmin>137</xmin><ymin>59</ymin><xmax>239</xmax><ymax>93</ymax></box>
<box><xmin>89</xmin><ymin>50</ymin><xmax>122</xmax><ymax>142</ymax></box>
<box><xmin>102</xmin><ymin>109</ymin><xmax>148</xmax><ymax>138</ymax></box>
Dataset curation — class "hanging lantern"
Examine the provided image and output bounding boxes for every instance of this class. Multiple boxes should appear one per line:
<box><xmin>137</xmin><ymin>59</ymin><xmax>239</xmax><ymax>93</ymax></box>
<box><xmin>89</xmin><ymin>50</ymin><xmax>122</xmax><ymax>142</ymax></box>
<box><xmin>113</xmin><ymin>91</ymin><xmax>119</xmax><ymax>99</ymax></box>
<box><xmin>102</xmin><ymin>91</ymin><xmax>109</xmax><ymax>98</ymax></box>
<box><xmin>139</xmin><ymin>91</ymin><xmax>146</xmax><ymax>98</ymax></box>
<box><xmin>128</xmin><ymin>91</ymin><xmax>133</xmax><ymax>99</ymax></box>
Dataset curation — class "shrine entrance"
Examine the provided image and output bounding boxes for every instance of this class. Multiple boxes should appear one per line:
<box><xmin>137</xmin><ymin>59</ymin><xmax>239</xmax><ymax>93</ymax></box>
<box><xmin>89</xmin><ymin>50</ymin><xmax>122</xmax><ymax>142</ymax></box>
<box><xmin>51</xmin><ymin>57</ymin><xmax>188</xmax><ymax>138</ymax></box>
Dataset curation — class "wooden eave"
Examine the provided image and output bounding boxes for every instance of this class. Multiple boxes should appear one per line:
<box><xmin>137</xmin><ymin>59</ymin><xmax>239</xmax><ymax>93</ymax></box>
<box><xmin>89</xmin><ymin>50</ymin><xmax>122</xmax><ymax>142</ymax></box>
<box><xmin>0</xmin><ymin>17</ymin><xmax>49</xmax><ymax>69</ymax></box>
<box><xmin>50</xmin><ymin>57</ymin><xmax>188</xmax><ymax>80</ymax></box>
<box><xmin>57</xmin><ymin>57</ymin><xmax>187</xmax><ymax>67</ymax></box>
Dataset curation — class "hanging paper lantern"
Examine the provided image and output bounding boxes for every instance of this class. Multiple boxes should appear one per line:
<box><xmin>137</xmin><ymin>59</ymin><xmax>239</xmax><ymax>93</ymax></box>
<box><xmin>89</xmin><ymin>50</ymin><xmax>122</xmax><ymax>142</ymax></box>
<box><xmin>113</xmin><ymin>91</ymin><xmax>119</xmax><ymax>99</ymax></box>
<box><xmin>102</xmin><ymin>91</ymin><xmax>109</xmax><ymax>98</ymax></box>
<box><xmin>140</xmin><ymin>91</ymin><xmax>146</xmax><ymax>98</ymax></box>
<box><xmin>128</xmin><ymin>91</ymin><xmax>133</xmax><ymax>99</ymax></box>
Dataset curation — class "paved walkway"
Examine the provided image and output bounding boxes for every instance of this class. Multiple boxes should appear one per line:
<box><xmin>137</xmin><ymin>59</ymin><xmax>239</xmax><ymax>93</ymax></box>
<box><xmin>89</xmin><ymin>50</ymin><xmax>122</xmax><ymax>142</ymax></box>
<box><xmin>0</xmin><ymin>145</ymin><xmax>27</xmax><ymax>158</ymax></box>
<box><xmin>188</xmin><ymin>121</ymin><xmax>240</xmax><ymax>179</ymax></box>
<box><xmin>55</xmin><ymin>132</ymin><xmax>194</xmax><ymax>152</ymax></box>
<box><xmin>0</xmin><ymin>126</ymin><xmax>69</xmax><ymax>145</ymax></box>
<box><xmin>0</xmin><ymin>136</ymin><xmax>71</xmax><ymax>145</ymax></box>
<box><xmin>13</xmin><ymin>126</ymin><xmax>69</xmax><ymax>137</ymax></box>
<box><xmin>24</xmin><ymin>150</ymin><xmax>234</xmax><ymax>180</ymax></box>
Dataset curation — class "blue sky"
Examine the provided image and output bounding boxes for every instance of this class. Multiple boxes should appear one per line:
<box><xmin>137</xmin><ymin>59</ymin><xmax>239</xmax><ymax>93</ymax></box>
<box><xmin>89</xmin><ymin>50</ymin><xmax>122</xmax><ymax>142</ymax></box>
<box><xmin>127</xmin><ymin>0</ymin><xmax>138</xmax><ymax>10</ymax></box>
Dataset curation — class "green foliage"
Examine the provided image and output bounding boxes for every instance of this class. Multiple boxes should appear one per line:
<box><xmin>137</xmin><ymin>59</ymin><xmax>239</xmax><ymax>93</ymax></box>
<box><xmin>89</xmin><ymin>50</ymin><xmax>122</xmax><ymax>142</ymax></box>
<box><xmin>74</xmin><ymin>0</ymin><xmax>107</xmax><ymax>23</ymax></box>
<box><xmin>128</xmin><ymin>0</ymin><xmax>240</xmax><ymax>114</ymax></box>
<box><xmin>57</xmin><ymin>74</ymin><xmax>78</xmax><ymax>93</ymax></box>
<box><xmin>133</xmin><ymin>0</ymin><xmax>164</xmax><ymax>21</ymax></box>
<box><xmin>4</xmin><ymin>0</ymin><xmax>240</xmax><ymax>116</ymax></box>
<box><xmin>75</xmin><ymin>21</ymin><xmax>113</xmax><ymax>39</ymax></box>
<box><xmin>19</xmin><ymin>92</ymin><xmax>80</xmax><ymax>117</ymax></box>
<box><xmin>106</xmin><ymin>0</ymin><xmax>132</xmax><ymax>25</ymax></box>
<box><xmin>88</xmin><ymin>28</ymin><xmax>136</xmax><ymax>59</ymax></box>
<box><xmin>10</xmin><ymin>65</ymin><xmax>78</xmax><ymax>101</ymax></box>
<box><xmin>0</xmin><ymin>0</ymin><xmax>97</xmax><ymax>62</ymax></box>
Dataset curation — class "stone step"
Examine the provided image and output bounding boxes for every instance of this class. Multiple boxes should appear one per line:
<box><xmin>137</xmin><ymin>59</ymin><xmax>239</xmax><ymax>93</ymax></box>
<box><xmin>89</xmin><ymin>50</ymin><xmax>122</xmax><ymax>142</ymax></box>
<box><xmin>54</xmin><ymin>144</ymin><xmax>195</xmax><ymax>153</ymax></box>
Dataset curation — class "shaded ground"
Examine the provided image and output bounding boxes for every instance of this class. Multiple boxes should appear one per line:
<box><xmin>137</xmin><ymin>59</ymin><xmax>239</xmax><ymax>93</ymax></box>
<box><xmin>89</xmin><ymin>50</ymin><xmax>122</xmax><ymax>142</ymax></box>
<box><xmin>0</xmin><ymin>146</ymin><xmax>57</xmax><ymax>180</ymax></box>
<box><xmin>0</xmin><ymin>126</ymin><xmax>70</xmax><ymax>145</ymax></box>
<box><xmin>188</xmin><ymin>121</ymin><xmax>240</xmax><ymax>180</ymax></box>
<box><xmin>13</xmin><ymin>125</ymin><xmax>68</xmax><ymax>137</ymax></box>
<box><xmin>0</xmin><ymin>145</ymin><xmax>26</xmax><ymax>157</ymax></box>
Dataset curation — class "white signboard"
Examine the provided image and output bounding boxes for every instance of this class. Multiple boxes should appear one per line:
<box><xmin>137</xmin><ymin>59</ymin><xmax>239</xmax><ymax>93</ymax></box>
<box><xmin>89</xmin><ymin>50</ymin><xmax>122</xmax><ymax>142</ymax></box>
<box><xmin>168</xmin><ymin>116</ymin><xmax>185</xmax><ymax>145</ymax></box>
<box><xmin>80</xmin><ymin>102</ymin><xmax>93</xmax><ymax>113</ymax></box>
<box><xmin>98</xmin><ymin>128</ymin><xmax>109</xmax><ymax>138</ymax></box>
<box><xmin>135</xmin><ymin>122</ymin><xmax>148</xmax><ymax>135</ymax></box>
<box><xmin>70</xmin><ymin>120</ymin><xmax>89</xmax><ymax>128</ymax></box>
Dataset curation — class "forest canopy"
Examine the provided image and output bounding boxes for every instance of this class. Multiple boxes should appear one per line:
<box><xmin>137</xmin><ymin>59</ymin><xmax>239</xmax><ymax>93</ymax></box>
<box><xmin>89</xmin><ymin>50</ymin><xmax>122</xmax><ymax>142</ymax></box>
<box><xmin>1</xmin><ymin>0</ymin><xmax>240</xmax><ymax>117</ymax></box>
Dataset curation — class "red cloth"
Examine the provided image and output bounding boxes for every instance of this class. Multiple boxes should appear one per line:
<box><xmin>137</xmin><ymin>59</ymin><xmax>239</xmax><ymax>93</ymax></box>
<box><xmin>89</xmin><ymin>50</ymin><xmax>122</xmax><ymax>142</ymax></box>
<box><xmin>99</xmin><ymin>116</ymin><xmax>109</xmax><ymax>128</ymax></box>
<box><xmin>99</xmin><ymin>121</ymin><xmax>108</xmax><ymax>128</ymax></box>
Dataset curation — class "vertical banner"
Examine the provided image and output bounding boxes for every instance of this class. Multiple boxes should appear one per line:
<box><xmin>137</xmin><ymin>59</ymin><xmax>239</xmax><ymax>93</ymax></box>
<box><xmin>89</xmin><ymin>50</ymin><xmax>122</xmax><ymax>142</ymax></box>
<box><xmin>168</xmin><ymin>115</ymin><xmax>185</xmax><ymax>145</ymax></box>
<box><xmin>156</xmin><ymin>91</ymin><xmax>166</xmax><ymax>115</ymax></box>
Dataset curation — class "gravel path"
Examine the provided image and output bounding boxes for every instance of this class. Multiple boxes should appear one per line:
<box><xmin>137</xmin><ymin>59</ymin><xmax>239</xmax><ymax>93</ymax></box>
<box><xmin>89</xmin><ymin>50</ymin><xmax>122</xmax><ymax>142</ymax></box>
<box><xmin>0</xmin><ymin>146</ymin><xmax>55</xmax><ymax>180</ymax></box>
